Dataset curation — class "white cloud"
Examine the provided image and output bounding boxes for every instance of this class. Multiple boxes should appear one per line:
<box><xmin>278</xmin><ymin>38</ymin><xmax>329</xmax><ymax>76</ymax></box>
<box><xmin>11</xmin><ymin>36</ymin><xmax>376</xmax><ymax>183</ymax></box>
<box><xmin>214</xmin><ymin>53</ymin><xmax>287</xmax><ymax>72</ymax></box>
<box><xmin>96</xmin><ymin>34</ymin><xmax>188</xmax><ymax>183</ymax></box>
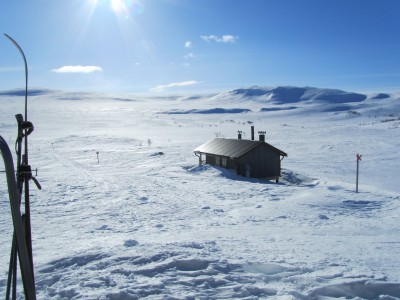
<box><xmin>0</xmin><ymin>67</ymin><xmax>23</xmax><ymax>73</ymax></box>
<box><xmin>52</xmin><ymin>65</ymin><xmax>103</xmax><ymax>74</ymax></box>
<box><xmin>200</xmin><ymin>35</ymin><xmax>239</xmax><ymax>43</ymax></box>
<box><xmin>185</xmin><ymin>41</ymin><xmax>192</xmax><ymax>48</ymax></box>
<box><xmin>184</xmin><ymin>52</ymin><xmax>195</xmax><ymax>59</ymax></box>
<box><xmin>150</xmin><ymin>80</ymin><xmax>198</xmax><ymax>92</ymax></box>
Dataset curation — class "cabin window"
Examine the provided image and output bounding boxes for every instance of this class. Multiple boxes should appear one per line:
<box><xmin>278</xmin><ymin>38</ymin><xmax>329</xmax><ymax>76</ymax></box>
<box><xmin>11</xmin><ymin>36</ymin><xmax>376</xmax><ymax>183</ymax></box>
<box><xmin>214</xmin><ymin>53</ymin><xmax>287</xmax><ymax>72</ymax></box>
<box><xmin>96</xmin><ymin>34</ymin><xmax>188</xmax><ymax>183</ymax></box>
<box><xmin>215</xmin><ymin>156</ymin><xmax>220</xmax><ymax>166</ymax></box>
<box><xmin>221</xmin><ymin>157</ymin><xmax>227</xmax><ymax>168</ymax></box>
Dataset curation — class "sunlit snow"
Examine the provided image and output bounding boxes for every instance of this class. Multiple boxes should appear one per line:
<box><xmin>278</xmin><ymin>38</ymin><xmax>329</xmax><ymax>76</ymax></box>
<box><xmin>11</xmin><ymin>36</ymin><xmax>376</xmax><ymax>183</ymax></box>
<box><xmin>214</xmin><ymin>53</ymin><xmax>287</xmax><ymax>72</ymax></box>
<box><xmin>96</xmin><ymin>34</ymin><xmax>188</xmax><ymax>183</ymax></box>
<box><xmin>1</xmin><ymin>86</ymin><xmax>399</xmax><ymax>299</ymax></box>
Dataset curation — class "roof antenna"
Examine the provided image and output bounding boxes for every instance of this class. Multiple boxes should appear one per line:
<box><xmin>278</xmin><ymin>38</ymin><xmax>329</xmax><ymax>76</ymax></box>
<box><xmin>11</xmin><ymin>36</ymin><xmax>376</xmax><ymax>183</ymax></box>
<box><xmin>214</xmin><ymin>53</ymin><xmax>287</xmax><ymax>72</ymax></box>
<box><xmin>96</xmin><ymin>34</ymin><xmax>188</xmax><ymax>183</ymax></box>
<box><xmin>1</xmin><ymin>33</ymin><xmax>41</xmax><ymax>300</ymax></box>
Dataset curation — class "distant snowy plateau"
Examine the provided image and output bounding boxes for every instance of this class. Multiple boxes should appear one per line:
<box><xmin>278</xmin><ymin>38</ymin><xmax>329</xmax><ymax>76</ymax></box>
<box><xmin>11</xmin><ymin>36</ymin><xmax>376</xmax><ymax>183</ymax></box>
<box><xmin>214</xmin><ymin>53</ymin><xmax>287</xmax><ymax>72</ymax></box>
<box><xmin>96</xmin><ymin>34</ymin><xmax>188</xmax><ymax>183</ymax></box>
<box><xmin>1</xmin><ymin>86</ymin><xmax>400</xmax><ymax>299</ymax></box>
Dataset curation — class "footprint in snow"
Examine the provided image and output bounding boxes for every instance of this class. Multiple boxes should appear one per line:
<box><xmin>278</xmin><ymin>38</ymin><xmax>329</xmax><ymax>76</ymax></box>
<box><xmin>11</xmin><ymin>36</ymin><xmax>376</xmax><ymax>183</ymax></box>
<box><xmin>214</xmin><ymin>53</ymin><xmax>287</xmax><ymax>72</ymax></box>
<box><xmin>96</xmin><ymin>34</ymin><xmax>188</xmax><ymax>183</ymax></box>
<box><xmin>97</xmin><ymin>225</ymin><xmax>111</xmax><ymax>231</ymax></box>
<box><xmin>318</xmin><ymin>214</ymin><xmax>329</xmax><ymax>220</ymax></box>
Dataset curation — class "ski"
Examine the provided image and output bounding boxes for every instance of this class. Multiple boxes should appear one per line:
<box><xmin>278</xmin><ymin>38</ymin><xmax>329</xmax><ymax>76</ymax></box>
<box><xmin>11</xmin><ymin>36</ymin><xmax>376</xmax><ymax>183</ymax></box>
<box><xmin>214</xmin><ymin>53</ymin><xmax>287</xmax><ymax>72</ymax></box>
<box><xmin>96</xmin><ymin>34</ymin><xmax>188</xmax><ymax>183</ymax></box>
<box><xmin>2</xmin><ymin>33</ymin><xmax>40</xmax><ymax>300</ymax></box>
<box><xmin>0</xmin><ymin>137</ymin><xmax>36</xmax><ymax>300</ymax></box>
<box><xmin>4</xmin><ymin>34</ymin><xmax>28</xmax><ymax>120</ymax></box>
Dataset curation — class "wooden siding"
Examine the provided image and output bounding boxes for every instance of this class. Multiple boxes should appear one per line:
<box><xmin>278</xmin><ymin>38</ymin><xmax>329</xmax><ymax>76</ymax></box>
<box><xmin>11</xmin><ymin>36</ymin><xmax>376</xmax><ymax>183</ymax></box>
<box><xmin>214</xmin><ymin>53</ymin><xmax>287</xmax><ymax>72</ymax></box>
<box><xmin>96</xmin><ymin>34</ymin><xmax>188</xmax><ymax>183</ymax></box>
<box><xmin>205</xmin><ymin>154</ymin><xmax>238</xmax><ymax>172</ymax></box>
<box><xmin>237</xmin><ymin>144</ymin><xmax>281</xmax><ymax>178</ymax></box>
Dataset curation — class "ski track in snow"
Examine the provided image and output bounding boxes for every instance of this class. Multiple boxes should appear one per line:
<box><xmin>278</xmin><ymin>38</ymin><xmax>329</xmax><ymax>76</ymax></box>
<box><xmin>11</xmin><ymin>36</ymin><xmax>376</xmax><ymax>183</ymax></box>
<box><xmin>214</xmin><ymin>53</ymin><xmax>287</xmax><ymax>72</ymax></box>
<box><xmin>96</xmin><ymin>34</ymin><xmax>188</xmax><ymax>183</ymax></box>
<box><xmin>0</xmin><ymin>89</ymin><xmax>400</xmax><ymax>299</ymax></box>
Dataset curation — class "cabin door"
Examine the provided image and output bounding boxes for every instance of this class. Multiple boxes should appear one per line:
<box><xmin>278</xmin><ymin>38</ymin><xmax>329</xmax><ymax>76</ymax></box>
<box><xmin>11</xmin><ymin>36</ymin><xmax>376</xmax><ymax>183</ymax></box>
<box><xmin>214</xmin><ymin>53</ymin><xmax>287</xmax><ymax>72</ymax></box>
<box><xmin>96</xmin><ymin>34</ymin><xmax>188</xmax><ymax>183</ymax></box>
<box><xmin>245</xmin><ymin>164</ymin><xmax>251</xmax><ymax>178</ymax></box>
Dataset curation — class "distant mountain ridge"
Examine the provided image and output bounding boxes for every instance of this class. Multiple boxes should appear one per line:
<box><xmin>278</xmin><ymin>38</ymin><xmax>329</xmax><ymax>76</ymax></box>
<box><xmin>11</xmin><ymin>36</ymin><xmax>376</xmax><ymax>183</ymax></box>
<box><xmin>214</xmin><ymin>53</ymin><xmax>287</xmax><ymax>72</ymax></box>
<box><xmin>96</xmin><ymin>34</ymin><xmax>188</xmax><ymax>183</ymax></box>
<box><xmin>217</xmin><ymin>86</ymin><xmax>369</xmax><ymax>104</ymax></box>
<box><xmin>0</xmin><ymin>88</ymin><xmax>54</xmax><ymax>96</ymax></box>
<box><xmin>0</xmin><ymin>86</ymin><xmax>397</xmax><ymax>105</ymax></box>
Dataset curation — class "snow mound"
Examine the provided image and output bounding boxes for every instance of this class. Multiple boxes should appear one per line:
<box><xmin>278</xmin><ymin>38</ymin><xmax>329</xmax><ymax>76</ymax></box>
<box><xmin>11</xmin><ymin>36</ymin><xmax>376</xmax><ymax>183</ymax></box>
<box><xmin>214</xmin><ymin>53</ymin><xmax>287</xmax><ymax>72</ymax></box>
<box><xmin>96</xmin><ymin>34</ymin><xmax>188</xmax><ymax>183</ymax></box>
<box><xmin>281</xmin><ymin>169</ymin><xmax>319</xmax><ymax>186</ymax></box>
<box><xmin>36</xmin><ymin>248</ymin><xmax>400</xmax><ymax>299</ymax></box>
<box><xmin>309</xmin><ymin>280</ymin><xmax>400</xmax><ymax>299</ymax></box>
<box><xmin>259</xmin><ymin>106</ymin><xmax>297</xmax><ymax>112</ymax></box>
<box><xmin>369</xmin><ymin>93</ymin><xmax>391</xmax><ymax>100</ymax></box>
<box><xmin>36</xmin><ymin>249</ymin><xmax>279</xmax><ymax>299</ymax></box>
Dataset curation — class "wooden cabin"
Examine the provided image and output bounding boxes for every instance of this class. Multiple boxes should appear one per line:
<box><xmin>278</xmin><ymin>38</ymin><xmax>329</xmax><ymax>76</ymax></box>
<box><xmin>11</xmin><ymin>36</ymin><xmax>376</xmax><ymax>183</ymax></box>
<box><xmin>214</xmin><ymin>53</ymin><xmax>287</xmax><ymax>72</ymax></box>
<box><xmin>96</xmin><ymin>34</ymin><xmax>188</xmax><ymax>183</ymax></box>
<box><xmin>194</xmin><ymin>131</ymin><xmax>287</xmax><ymax>181</ymax></box>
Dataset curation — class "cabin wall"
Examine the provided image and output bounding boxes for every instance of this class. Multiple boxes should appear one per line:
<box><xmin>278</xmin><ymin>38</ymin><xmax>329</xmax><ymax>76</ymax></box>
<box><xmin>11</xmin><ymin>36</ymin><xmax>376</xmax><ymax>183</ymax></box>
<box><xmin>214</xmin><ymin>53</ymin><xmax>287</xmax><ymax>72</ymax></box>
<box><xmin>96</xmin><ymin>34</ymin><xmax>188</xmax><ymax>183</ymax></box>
<box><xmin>205</xmin><ymin>154</ymin><xmax>214</xmax><ymax>165</ymax></box>
<box><xmin>202</xmin><ymin>145</ymin><xmax>282</xmax><ymax>179</ymax></box>
<box><xmin>205</xmin><ymin>154</ymin><xmax>237</xmax><ymax>171</ymax></box>
<box><xmin>238</xmin><ymin>146</ymin><xmax>281</xmax><ymax>178</ymax></box>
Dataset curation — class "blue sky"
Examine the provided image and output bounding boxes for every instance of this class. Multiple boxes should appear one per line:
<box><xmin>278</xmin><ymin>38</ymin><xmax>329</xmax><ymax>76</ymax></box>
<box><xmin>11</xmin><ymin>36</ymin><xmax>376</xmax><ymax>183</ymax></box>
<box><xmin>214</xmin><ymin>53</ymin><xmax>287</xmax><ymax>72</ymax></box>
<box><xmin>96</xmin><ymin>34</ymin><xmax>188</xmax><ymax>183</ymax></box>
<box><xmin>0</xmin><ymin>0</ymin><xmax>399</xmax><ymax>94</ymax></box>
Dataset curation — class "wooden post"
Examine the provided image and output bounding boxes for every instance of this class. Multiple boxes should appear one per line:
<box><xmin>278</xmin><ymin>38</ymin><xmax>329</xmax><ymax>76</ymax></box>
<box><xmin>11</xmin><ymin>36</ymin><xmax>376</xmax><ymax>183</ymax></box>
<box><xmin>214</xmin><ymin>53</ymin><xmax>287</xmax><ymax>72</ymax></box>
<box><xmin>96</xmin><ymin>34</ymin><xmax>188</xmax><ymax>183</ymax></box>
<box><xmin>356</xmin><ymin>153</ymin><xmax>362</xmax><ymax>193</ymax></box>
<box><xmin>96</xmin><ymin>151</ymin><xmax>99</xmax><ymax>163</ymax></box>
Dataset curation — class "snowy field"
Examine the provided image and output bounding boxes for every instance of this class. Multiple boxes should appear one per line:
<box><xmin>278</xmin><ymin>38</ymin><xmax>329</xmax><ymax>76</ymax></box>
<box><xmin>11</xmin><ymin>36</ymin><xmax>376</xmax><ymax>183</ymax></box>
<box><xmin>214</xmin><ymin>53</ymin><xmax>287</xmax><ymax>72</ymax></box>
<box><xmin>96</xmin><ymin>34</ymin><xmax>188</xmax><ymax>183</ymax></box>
<box><xmin>1</xmin><ymin>86</ymin><xmax>400</xmax><ymax>299</ymax></box>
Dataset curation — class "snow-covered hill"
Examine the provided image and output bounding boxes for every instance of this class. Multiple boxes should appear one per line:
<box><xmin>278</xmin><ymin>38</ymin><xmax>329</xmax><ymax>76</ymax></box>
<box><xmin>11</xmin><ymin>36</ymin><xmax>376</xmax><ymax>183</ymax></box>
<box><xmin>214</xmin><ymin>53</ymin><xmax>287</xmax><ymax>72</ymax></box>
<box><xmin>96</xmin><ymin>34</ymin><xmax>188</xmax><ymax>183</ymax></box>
<box><xmin>0</xmin><ymin>88</ymin><xmax>54</xmax><ymax>97</ymax></box>
<box><xmin>211</xmin><ymin>86</ymin><xmax>368</xmax><ymax>104</ymax></box>
<box><xmin>165</xmin><ymin>86</ymin><xmax>400</xmax><ymax>116</ymax></box>
<box><xmin>0</xmin><ymin>86</ymin><xmax>400</xmax><ymax>299</ymax></box>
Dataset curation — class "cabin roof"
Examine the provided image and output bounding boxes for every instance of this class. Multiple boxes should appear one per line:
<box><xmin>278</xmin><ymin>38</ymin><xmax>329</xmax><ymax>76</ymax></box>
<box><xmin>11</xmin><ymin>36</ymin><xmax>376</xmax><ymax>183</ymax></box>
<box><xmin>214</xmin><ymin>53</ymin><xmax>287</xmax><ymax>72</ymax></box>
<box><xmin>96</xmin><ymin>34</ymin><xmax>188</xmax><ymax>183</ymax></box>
<box><xmin>194</xmin><ymin>138</ymin><xmax>287</xmax><ymax>158</ymax></box>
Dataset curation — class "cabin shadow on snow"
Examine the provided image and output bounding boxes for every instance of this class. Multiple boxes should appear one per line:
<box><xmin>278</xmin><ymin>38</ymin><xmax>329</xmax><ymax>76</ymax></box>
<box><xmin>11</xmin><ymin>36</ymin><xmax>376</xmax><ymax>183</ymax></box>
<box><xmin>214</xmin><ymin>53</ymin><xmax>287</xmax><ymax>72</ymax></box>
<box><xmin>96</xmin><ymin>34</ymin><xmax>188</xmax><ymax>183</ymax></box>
<box><xmin>185</xmin><ymin>164</ymin><xmax>317</xmax><ymax>187</ymax></box>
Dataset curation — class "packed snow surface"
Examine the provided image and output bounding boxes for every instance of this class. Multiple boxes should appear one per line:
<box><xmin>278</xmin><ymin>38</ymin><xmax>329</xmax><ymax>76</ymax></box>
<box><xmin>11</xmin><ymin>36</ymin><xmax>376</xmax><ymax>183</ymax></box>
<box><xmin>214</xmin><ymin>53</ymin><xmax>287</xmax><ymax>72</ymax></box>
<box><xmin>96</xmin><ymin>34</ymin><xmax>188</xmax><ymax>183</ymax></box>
<box><xmin>1</xmin><ymin>86</ymin><xmax>400</xmax><ymax>299</ymax></box>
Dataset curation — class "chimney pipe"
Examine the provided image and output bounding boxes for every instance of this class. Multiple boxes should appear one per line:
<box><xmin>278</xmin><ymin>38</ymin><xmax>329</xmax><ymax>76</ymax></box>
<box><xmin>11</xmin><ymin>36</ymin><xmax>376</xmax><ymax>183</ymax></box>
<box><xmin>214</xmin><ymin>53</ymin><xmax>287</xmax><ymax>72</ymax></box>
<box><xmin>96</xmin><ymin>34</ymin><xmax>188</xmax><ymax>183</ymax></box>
<box><xmin>258</xmin><ymin>131</ymin><xmax>266</xmax><ymax>142</ymax></box>
<box><xmin>238</xmin><ymin>130</ymin><xmax>242</xmax><ymax>140</ymax></box>
<box><xmin>251</xmin><ymin>126</ymin><xmax>254</xmax><ymax>141</ymax></box>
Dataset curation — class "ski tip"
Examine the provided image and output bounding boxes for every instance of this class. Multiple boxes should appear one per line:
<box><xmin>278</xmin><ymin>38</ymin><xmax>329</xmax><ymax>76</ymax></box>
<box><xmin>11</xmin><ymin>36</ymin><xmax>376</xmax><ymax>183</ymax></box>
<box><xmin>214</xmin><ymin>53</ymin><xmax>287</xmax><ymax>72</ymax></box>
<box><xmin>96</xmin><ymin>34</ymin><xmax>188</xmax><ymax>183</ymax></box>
<box><xmin>4</xmin><ymin>33</ymin><xmax>16</xmax><ymax>43</ymax></box>
<box><xmin>4</xmin><ymin>33</ymin><xmax>13</xmax><ymax>42</ymax></box>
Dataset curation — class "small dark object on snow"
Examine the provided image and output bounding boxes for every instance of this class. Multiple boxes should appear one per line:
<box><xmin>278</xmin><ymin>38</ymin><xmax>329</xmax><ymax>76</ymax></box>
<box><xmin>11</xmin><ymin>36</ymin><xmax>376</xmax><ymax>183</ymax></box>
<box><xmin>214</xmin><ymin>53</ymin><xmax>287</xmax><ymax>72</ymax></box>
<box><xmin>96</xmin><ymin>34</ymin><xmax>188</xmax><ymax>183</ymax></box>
<box><xmin>150</xmin><ymin>152</ymin><xmax>164</xmax><ymax>156</ymax></box>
